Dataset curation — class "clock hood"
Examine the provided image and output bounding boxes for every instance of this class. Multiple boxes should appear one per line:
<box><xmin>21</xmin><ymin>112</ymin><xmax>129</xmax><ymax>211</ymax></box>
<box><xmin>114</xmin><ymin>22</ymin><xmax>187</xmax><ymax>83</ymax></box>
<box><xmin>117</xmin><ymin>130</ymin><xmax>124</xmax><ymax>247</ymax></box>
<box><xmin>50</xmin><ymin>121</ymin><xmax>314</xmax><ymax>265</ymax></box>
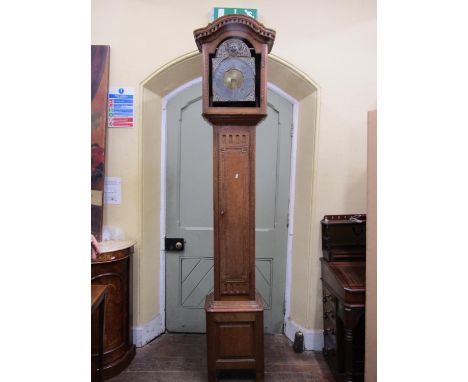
<box><xmin>194</xmin><ymin>14</ymin><xmax>276</xmax><ymax>53</ymax></box>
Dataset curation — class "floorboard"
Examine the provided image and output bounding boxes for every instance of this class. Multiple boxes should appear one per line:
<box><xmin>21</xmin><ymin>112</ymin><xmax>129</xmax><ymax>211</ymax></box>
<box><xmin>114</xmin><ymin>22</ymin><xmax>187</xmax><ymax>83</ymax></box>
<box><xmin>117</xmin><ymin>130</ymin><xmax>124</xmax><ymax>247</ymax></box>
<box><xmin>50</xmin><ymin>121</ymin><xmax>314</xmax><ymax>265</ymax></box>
<box><xmin>108</xmin><ymin>333</ymin><xmax>335</xmax><ymax>382</ymax></box>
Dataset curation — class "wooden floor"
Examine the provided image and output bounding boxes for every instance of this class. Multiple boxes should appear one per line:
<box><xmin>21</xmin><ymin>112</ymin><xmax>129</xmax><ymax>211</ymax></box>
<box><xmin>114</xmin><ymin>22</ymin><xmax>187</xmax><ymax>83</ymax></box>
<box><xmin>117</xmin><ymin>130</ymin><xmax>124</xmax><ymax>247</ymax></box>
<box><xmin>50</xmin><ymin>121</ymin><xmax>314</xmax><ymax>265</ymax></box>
<box><xmin>108</xmin><ymin>333</ymin><xmax>335</xmax><ymax>382</ymax></box>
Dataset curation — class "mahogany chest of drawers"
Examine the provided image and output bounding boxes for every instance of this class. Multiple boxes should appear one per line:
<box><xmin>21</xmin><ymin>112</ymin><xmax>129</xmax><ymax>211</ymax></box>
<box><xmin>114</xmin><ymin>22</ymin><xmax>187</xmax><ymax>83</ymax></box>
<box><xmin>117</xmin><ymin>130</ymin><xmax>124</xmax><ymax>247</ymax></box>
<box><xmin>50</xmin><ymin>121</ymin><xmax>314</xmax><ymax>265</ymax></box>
<box><xmin>320</xmin><ymin>214</ymin><xmax>366</xmax><ymax>382</ymax></box>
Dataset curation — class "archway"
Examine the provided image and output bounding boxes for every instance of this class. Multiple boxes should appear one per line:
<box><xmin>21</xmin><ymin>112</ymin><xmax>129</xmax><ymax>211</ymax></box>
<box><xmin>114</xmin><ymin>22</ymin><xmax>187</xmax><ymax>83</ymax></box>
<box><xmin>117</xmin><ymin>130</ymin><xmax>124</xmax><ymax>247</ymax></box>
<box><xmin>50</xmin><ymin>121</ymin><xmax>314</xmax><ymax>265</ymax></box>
<box><xmin>135</xmin><ymin>52</ymin><xmax>321</xmax><ymax>347</ymax></box>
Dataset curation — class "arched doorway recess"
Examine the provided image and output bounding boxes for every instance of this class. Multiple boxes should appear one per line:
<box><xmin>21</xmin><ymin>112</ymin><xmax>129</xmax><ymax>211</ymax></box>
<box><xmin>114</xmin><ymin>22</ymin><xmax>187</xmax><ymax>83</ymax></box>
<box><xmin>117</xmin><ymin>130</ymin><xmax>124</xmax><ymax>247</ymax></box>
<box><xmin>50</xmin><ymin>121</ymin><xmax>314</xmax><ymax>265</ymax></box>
<box><xmin>136</xmin><ymin>51</ymin><xmax>321</xmax><ymax>347</ymax></box>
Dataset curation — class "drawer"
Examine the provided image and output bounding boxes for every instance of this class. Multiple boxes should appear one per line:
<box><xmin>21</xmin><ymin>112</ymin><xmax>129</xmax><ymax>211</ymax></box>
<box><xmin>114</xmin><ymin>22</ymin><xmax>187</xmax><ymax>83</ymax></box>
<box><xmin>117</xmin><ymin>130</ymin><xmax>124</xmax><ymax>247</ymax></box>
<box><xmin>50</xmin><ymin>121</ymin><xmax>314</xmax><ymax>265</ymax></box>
<box><xmin>323</xmin><ymin>315</ymin><xmax>336</xmax><ymax>335</ymax></box>
<box><xmin>322</xmin><ymin>283</ymin><xmax>338</xmax><ymax>371</ymax></box>
<box><xmin>322</xmin><ymin>286</ymin><xmax>336</xmax><ymax>306</ymax></box>
<box><xmin>322</xmin><ymin>286</ymin><xmax>337</xmax><ymax>317</ymax></box>
<box><xmin>323</xmin><ymin>248</ymin><xmax>365</xmax><ymax>262</ymax></box>
<box><xmin>323</xmin><ymin>305</ymin><xmax>336</xmax><ymax>324</ymax></box>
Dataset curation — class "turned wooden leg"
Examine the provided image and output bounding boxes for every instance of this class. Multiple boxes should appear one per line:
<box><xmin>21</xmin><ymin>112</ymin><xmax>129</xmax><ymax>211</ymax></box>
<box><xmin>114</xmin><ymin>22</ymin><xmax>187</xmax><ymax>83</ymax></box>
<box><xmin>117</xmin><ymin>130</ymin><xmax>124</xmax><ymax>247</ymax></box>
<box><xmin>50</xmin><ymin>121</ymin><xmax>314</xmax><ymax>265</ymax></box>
<box><xmin>208</xmin><ymin>369</ymin><xmax>217</xmax><ymax>382</ymax></box>
<box><xmin>97</xmin><ymin>298</ymin><xmax>106</xmax><ymax>382</ymax></box>
<box><xmin>256</xmin><ymin>370</ymin><xmax>264</xmax><ymax>381</ymax></box>
<box><xmin>344</xmin><ymin>328</ymin><xmax>354</xmax><ymax>382</ymax></box>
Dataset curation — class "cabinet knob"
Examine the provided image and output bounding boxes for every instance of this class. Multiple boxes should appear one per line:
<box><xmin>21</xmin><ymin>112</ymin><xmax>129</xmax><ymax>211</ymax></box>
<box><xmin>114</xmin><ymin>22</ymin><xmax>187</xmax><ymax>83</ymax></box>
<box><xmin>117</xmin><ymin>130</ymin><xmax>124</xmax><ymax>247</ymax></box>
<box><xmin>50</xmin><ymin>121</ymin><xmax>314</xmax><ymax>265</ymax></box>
<box><xmin>324</xmin><ymin>310</ymin><xmax>334</xmax><ymax>319</ymax></box>
<box><xmin>324</xmin><ymin>328</ymin><xmax>336</xmax><ymax>336</ymax></box>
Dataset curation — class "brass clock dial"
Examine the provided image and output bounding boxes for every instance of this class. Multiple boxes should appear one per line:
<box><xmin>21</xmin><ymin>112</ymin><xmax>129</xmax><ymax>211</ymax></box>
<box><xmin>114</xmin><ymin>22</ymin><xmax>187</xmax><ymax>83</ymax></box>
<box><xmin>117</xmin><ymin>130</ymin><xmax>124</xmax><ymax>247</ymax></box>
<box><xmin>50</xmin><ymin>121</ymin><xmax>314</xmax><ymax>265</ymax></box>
<box><xmin>213</xmin><ymin>58</ymin><xmax>255</xmax><ymax>102</ymax></box>
<box><xmin>212</xmin><ymin>38</ymin><xmax>256</xmax><ymax>103</ymax></box>
<box><xmin>224</xmin><ymin>69</ymin><xmax>244</xmax><ymax>90</ymax></box>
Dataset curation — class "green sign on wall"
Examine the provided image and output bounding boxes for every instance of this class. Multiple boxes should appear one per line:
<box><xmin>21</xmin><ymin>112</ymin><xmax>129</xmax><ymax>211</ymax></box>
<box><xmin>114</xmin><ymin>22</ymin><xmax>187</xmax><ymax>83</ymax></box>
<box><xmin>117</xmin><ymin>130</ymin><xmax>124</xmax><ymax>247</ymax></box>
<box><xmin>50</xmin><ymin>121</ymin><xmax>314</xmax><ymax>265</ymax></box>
<box><xmin>213</xmin><ymin>7</ymin><xmax>258</xmax><ymax>20</ymax></box>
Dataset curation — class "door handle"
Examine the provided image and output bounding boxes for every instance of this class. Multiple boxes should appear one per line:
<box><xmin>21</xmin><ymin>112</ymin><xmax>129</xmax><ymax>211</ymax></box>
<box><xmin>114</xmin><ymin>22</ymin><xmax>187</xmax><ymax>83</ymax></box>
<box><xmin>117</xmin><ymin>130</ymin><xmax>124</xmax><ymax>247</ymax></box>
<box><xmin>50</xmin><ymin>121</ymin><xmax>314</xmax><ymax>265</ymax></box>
<box><xmin>165</xmin><ymin>237</ymin><xmax>185</xmax><ymax>251</ymax></box>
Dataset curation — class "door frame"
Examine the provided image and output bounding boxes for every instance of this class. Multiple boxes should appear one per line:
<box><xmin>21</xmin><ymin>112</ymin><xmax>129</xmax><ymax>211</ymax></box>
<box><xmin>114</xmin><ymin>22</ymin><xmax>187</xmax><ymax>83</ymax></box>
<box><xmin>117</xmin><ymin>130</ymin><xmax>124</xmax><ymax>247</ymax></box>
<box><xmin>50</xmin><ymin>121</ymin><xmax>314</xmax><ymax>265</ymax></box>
<box><xmin>159</xmin><ymin>77</ymin><xmax>299</xmax><ymax>333</ymax></box>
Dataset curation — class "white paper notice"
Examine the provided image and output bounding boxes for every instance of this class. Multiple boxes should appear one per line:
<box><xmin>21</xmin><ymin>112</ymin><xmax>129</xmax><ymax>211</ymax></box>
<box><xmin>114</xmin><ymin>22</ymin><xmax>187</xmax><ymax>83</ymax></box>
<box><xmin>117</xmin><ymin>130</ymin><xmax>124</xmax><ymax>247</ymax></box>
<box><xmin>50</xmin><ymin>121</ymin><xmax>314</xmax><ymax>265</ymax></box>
<box><xmin>104</xmin><ymin>177</ymin><xmax>122</xmax><ymax>204</ymax></box>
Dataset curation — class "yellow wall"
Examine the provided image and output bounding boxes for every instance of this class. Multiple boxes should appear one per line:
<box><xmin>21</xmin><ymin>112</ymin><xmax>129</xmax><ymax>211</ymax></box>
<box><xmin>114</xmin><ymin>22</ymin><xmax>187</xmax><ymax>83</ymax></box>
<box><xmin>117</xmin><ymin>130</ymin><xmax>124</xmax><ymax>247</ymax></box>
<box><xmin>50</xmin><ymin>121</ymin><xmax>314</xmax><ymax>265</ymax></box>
<box><xmin>92</xmin><ymin>0</ymin><xmax>376</xmax><ymax>330</ymax></box>
<box><xmin>365</xmin><ymin>110</ymin><xmax>377</xmax><ymax>382</ymax></box>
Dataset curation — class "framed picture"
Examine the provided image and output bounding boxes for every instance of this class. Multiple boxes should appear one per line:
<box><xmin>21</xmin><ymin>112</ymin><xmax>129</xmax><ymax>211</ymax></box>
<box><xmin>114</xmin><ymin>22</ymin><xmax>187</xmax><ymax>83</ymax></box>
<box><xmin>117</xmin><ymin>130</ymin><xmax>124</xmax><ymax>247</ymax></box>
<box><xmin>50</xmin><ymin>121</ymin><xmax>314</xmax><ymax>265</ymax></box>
<box><xmin>91</xmin><ymin>45</ymin><xmax>110</xmax><ymax>241</ymax></box>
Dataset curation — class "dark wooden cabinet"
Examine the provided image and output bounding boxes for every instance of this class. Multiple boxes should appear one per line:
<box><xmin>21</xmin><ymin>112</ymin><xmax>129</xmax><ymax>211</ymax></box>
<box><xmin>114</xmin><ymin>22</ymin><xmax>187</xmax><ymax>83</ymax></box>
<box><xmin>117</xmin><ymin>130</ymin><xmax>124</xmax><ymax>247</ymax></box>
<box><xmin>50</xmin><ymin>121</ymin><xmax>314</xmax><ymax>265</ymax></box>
<box><xmin>320</xmin><ymin>216</ymin><xmax>366</xmax><ymax>382</ymax></box>
<box><xmin>321</xmin><ymin>214</ymin><xmax>366</xmax><ymax>262</ymax></box>
<box><xmin>91</xmin><ymin>285</ymin><xmax>108</xmax><ymax>382</ymax></box>
<box><xmin>91</xmin><ymin>241</ymin><xmax>135</xmax><ymax>380</ymax></box>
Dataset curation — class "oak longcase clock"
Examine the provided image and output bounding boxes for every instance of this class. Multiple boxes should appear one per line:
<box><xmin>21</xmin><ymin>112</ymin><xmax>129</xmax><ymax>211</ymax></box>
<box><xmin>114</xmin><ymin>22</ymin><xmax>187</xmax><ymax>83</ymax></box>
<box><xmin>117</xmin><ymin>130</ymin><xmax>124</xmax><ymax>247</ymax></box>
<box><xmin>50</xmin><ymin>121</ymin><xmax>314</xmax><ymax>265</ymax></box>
<box><xmin>194</xmin><ymin>15</ymin><xmax>275</xmax><ymax>381</ymax></box>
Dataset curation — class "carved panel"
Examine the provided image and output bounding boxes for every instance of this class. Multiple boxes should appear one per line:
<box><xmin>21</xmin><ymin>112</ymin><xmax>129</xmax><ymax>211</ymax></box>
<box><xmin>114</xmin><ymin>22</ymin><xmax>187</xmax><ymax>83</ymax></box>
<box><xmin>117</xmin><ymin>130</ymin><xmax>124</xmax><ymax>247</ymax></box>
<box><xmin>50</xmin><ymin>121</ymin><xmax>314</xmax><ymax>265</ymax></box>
<box><xmin>217</xmin><ymin>127</ymin><xmax>253</xmax><ymax>297</ymax></box>
<box><xmin>218</xmin><ymin>323</ymin><xmax>255</xmax><ymax>358</ymax></box>
<box><xmin>216</xmin><ymin>38</ymin><xmax>251</xmax><ymax>59</ymax></box>
<box><xmin>222</xmin><ymin>281</ymin><xmax>249</xmax><ymax>295</ymax></box>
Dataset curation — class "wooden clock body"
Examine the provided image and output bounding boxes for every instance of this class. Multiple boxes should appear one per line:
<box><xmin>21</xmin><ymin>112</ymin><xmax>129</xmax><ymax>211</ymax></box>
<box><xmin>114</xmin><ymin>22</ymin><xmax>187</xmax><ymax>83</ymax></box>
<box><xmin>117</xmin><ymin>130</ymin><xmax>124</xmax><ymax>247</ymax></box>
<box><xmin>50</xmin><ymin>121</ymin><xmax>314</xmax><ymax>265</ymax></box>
<box><xmin>194</xmin><ymin>15</ymin><xmax>275</xmax><ymax>381</ymax></box>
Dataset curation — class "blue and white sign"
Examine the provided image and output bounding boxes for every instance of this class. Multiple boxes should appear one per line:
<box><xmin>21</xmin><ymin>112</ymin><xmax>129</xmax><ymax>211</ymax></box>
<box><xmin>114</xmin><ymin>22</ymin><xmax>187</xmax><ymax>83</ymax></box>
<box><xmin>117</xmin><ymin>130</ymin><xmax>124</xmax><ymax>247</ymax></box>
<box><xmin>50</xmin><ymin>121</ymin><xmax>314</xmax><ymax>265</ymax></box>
<box><xmin>108</xmin><ymin>87</ymin><xmax>134</xmax><ymax>128</ymax></box>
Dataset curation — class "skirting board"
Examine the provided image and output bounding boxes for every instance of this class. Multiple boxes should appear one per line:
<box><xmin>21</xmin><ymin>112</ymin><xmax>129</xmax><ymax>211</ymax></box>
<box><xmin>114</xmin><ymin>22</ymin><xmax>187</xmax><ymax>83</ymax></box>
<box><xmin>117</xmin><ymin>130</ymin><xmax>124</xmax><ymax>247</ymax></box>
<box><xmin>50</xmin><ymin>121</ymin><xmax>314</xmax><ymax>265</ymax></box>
<box><xmin>284</xmin><ymin>318</ymin><xmax>324</xmax><ymax>351</ymax></box>
<box><xmin>133</xmin><ymin>315</ymin><xmax>322</xmax><ymax>350</ymax></box>
<box><xmin>133</xmin><ymin>314</ymin><xmax>164</xmax><ymax>348</ymax></box>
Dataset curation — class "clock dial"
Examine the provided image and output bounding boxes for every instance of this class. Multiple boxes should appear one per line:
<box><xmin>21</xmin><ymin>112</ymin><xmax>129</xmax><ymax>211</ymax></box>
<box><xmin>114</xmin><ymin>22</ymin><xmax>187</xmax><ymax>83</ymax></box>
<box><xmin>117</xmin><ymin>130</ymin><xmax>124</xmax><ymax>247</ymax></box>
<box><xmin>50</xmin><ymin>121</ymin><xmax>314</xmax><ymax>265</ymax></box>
<box><xmin>224</xmin><ymin>69</ymin><xmax>244</xmax><ymax>90</ymax></box>
<box><xmin>213</xmin><ymin>57</ymin><xmax>255</xmax><ymax>102</ymax></box>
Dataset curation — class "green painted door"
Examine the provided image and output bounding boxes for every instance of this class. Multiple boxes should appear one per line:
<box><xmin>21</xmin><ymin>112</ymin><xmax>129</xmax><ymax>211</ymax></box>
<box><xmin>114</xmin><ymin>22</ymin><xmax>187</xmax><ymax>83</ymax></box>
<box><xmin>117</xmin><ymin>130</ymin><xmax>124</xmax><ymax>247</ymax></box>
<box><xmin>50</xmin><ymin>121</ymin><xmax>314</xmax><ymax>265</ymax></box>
<box><xmin>165</xmin><ymin>81</ymin><xmax>293</xmax><ymax>333</ymax></box>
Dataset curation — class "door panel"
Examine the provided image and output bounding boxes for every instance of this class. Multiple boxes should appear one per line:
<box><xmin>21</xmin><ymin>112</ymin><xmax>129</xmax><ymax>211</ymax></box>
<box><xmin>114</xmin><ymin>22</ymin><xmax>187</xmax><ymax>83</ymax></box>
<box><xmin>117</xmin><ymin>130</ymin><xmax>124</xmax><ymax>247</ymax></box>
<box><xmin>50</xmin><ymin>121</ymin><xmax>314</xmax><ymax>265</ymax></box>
<box><xmin>165</xmin><ymin>81</ymin><xmax>292</xmax><ymax>333</ymax></box>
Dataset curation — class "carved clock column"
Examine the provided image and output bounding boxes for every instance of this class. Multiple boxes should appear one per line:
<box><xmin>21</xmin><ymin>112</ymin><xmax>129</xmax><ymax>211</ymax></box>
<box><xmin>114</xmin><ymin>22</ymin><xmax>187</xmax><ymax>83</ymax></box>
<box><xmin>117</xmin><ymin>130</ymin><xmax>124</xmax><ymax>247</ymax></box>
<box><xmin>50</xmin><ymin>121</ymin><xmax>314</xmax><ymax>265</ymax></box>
<box><xmin>194</xmin><ymin>15</ymin><xmax>276</xmax><ymax>381</ymax></box>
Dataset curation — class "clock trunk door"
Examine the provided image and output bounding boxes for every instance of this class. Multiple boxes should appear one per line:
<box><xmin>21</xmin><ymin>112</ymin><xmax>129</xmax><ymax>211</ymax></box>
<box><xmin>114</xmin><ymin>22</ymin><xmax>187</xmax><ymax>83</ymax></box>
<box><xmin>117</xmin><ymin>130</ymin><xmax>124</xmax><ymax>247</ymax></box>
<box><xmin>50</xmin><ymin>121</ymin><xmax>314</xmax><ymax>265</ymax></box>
<box><xmin>165</xmin><ymin>81</ymin><xmax>293</xmax><ymax>333</ymax></box>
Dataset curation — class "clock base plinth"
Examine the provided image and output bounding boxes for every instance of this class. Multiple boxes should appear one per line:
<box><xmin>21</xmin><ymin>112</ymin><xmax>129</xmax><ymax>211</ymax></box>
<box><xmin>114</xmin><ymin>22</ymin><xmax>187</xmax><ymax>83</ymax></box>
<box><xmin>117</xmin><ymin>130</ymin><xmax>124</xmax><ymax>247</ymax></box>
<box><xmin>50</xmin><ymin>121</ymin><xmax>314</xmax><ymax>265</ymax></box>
<box><xmin>205</xmin><ymin>293</ymin><xmax>264</xmax><ymax>381</ymax></box>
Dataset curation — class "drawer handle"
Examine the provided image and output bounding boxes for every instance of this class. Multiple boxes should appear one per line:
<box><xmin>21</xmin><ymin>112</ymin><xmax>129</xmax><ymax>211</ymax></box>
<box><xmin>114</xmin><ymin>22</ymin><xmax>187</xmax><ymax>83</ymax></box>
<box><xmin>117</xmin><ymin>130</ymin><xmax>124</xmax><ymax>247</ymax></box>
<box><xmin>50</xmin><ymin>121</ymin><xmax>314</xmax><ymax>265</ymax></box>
<box><xmin>323</xmin><ymin>310</ymin><xmax>335</xmax><ymax>319</ymax></box>
<box><xmin>324</xmin><ymin>328</ymin><xmax>336</xmax><ymax>336</ymax></box>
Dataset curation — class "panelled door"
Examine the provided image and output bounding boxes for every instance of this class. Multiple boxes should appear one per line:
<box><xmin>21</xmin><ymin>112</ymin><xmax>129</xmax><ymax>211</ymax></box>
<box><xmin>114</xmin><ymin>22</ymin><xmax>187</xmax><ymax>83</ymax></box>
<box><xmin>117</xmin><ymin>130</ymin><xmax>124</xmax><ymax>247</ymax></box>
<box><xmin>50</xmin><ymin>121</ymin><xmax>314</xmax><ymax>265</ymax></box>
<box><xmin>165</xmin><ymin>81</ymin><xmax>292</xmax><ymax>333</ymax></box>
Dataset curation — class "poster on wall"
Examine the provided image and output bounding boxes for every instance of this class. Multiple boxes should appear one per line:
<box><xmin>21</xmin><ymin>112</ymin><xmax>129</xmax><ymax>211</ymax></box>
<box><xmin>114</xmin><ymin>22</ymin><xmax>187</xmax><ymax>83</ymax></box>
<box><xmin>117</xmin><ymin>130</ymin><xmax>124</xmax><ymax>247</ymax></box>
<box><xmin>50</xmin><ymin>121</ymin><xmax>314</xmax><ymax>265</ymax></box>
<box><xmin>108</xmin><ymin>87</ymin><xmax>134</xmax><ymax>128</ymax></box>
<box><xmin>91</xmin><ymin>45</ymin><xmax>110</xmax><ymax>241</ymax></box>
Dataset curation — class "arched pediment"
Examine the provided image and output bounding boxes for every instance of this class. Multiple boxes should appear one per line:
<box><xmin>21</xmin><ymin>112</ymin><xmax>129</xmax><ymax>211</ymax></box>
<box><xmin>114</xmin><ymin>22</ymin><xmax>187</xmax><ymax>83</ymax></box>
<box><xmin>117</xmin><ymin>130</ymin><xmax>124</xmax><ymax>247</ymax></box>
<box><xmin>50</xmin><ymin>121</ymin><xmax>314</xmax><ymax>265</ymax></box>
<box><xmin>193</xmin><ymin>14</ymin><xmax>276</xmax><ymax>53</ymax></box>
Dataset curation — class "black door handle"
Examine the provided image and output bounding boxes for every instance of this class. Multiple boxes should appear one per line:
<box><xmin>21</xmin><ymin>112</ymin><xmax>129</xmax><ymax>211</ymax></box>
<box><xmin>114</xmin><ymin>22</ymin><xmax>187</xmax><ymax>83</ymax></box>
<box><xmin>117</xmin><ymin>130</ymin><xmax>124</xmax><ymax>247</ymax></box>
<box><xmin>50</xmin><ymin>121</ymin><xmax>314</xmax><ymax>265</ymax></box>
<box><xmin>165</xmin><ymin>237</ymin><xmax>185</xmax><ymax>251</ymax></box>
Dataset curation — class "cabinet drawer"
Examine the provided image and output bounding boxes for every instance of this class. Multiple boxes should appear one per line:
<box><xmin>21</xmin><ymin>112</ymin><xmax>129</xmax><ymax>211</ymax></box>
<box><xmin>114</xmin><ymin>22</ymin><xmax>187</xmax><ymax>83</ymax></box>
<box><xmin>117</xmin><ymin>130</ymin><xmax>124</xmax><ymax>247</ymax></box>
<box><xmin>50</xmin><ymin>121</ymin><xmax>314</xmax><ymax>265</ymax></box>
<box><xmin>322</xmin><ymin>286</ymin><xmax>336</xmax><ymax>307</ymax></box>
<box><xmin>322</xmin><ymin>285</ymin><xmax>337</xmax><ymax>320</ymax></box>
<box><xmin>323</xmin><ymin>314</ymin><xmax>336</xmax><ymax>333</ymax></box>
<box><xmin>322</xmin><ymin>282</ymin><xmax>345</xmax><ymax>374</ymax></box>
